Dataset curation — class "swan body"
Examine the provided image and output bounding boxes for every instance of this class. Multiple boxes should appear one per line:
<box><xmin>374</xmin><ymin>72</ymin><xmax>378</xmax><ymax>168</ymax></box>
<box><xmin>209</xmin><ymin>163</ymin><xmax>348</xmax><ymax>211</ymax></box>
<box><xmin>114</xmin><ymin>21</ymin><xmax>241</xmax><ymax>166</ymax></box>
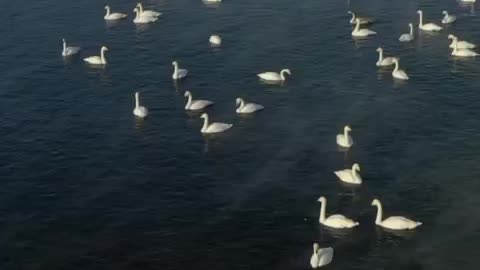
<box><xmin>61</xmin><ymin>38</ymin><xmax>81</xmax><ymax>57</ymax></box>
<box><xmin>352</xmin><ymin>18</ymin><xmax>376</xmax><ymax>37</ymax></box>
<box><xmin>235</xmin><ymin>98</ymin><xmax>264</xmax><ymax>114</ymax></box>
<box><xmin>209</xmin><ymin>35</ymin><xmax>222</xmax><ymax>46</ymax></box>
<box><xmin>204</xmin><ymin>0</ymin><xmax>222</xmax><ymax>2</ymax></box>
<box><xmin>448</xmin><ymin>35</ymin><xmax>476</xmax><ymax>49</ymax></box>
<box><xmin>334</xmin><ymin>163</ymin><xmax>362</xmax><ymax>185</ymax></box>
<box><xmin>83</xmin><ymin>46</ymin><xmax>108</xmax><ymax>65</ymax></box>
<box><xmin>392</xmin><ymin>58</ymin><xmax>409</xmax><ymax>80</ymax></box>
<box><xmin>172</xmin><ymin>61</ymin><xmax>188</xmax><ymax>80</ymax></box>
<box><xmin>136</xmin><ymin>3</ymin><xmax>161</xmax><ymax>17</ymax></box>
<box><xmin>417</xmin><ymin>10</ymin><xmax>443</xmax><ymax>31</ymax></box>
<box><xmin>452</xmin><ymin>42</ymin><xmax>478</xmax><ymax>57</ymax></box>
<box><xmin>347</xmin><ymin>11</ymin><xmax>374</xmax><ymax>25</ymax></box>
<box><xmin>460</xmin><ymin>0</ymin><xmax>476</xmax><ymax>3</ymax></box>
<box><xmin>133</xmin><ymin>92</ymin><xmax>148</xmax><ymax>118</ymax></box>
<box><xmin>376</xmin><ymin>47</ymin><xmax>396</xmax><ymax>67</ymax></box>
<box><xmin>441</xmin><ymin>11</ymin><xmax>456</xmax><ymax>24</ymax></box>
<box><xmin>104</xmin><ymin>5</ymin><xmax>127</xmax><ymax>20</ymax></box>
<box><xmin>133</xmin><ymin>8</ymin><xmax>158</xmax><ymax>23</ymax></box>
<box><xmin>184</xmin><ymin>91</ymin><xmax>214</xmax><ymax>111</ymax></box>
<box><xmin>200</xmin><ymin>113</ymin><xmax>232</xmax><ymax>134</ymax></box>
<box><xmin>310</xmin><ymin>243</ymin><xmax>334</xmax><ymax>269</ymax></box>
<box><xmin>371</xmin><ymin>199</ymin><xmax>422</xmax><ymax>230</ymax></box>
<box><xmin>257</xmin><ymin>69</ymin><xmax>291</xmax><ymax>82</ymax></box>
<box><xmin>317</xmin><ymin>196</ymin><xmax>359</xmax><ymax>229</ymax></box>
<box><xmin>399</xmin><ymin>23</ymin><xmax>414</xmax><ymax>42</ymax></box>
<box><xmin>336</xmin><ymin>125</ymin><xmax>353</xmax><ymax>148</ymax></box>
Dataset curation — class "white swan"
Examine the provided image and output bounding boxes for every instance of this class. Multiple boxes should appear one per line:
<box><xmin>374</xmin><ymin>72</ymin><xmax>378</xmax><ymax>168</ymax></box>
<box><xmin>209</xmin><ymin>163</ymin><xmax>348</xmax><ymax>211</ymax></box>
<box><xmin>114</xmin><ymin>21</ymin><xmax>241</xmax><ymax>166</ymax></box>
<box><xmin>235</xmin><ymin>98</ymin><xmax>264</xmax><ymax>114</ymax></box>
<box><xmin>200</xmin><ymin>113</ymin><xmax>232</xmax><ymax>134</ymax></box>
<box><xmin>392</xmin><ymin>58</ymin><xmax>409</xmax><ymax>80</ymax></box>
<box><xmin>133</xmin><ymin>8</ymin><xmax>158</xmax><ymax>23</ymax></box>
<box><xmin>104</xmin><ymin>5</ymin><xmax>127</xmax><ymax>20</ymax></box>
<box><xmin>172</xmin><ymin>61</ymin><xmax>188</xmax><ymax>80</ymax></box>
<box><xmin>334</xmin><ymin>163</ymin><xmax>362</xmax><ymax>185</ymax></box>
<box><xmin>452</xmin><ymin>41</ymin><xmax>478</xmax><ymax>57</ymax></box>
<box><xmin>317</xmin><ymin>196</ymin><xmax>359</xmax><ymax>229</ymax></box>
<box><xmin>184</xmin><ymin>91</ymin><xmax>214</xmax><ymax>111</ymax></box>
<box><xmin>209</xmin><ymin>35</ymin><xmax>222</xmax><ymax>46</ymax></box>
<box><xmin>417</xmin><ymin>10</ymin><xmax>443</xmax><ymax>31</ymax></box>
<box><xmin>310</xmin><ymin>243</ymin><xmax>334</xmax><ymax>269</ymax></box>
<box><xmin>61</xmin><ymin>38</ymin><xmax>80</xmax><ymax>57</ymax></box>
<box><xmin>347</xmin><ymin>11</ymin><xmax>374</xmax><ymax>25</ymax></box>
<box><xmin>398</xmin><ymin>23</ymin><xmax>414</xmax><ymax>42</ymax></box>
<box><xmin>83</xmin><ymin>46</ymin><xmax>108</xmax><ymax>65</ymax></box>
<box><xmin>133</xmin><ymin>92</ymin><xmax>148</xmax><ymax>118</ymax></box>
<box><xmin>448</xmin><ymin>34</ymin><xmax>476</xmax><ymax>49</ymax></box>
<box><xmin>257</xmin><ymin>69</ymin><xmax>291</xmax><ymax>82</ymax></box>
<box><xmin>441</xmin><ymin>10</ymin><xmax>456</xmax><ymax>24</ymax></box>
<box><xmin>351</xmin><ymin>18</ymin><xmax>376</xmax><ymax>37</ymax></box>
<box><xmin>136</xmin><ymin>3</ymin><xmax>161</xmax><ymax>17</ymax></box>
<box><xmin>336</xmin><ymin>125</ymin><xmax>353</xmax><ymax>148</ymax></box>
<box><xmin>376</xmin><ymin>47</ymin><xmax>396</xmax><ymax>67</ymax></box>
<box><xmin>460</xmin><ymin>0</ymin><xmax>476</xmax><ymax>3</ymax></box>
<box><xmin>204</xmin><ymin>0</ymin><xmax>222</xmax><ymax>2</ymax></box>
<box><xmin>371</xmin><ymin>199</ymin><xmax>422</xmax><ymax>230</ymax></box>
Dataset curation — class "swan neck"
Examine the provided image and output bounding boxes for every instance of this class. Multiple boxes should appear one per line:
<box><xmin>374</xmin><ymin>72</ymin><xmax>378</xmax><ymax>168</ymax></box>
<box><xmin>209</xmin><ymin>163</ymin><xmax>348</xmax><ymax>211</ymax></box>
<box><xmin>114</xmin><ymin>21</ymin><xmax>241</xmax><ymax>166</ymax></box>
<box><xmin>350</xmin><ymin>13</ymin><xmax>355</xmax><ymax>23</ymax></box>
<box><xmin>135</xmin><ymin>94</ymin><xmax>139</xmax><ymax>108</ymax></box>
<box><xmin>173</xmin><ymin>63</ymin><xmax>178</xmax><ymax>76</ymax></box>
<box><xmin>138</xmin><ymin>4</ymin><xmax>144</xmax><ymax>13</ymax></box>
<box><xmin>393</xmin><ymin>61</ymin><xmax>399</xmax><ymax>72</ymax></box>
<box><xmin>105</xmin><ymin>6</ymin><xmax>110</xmax><ymax>16</ymax></box>
<box><xmin>418</xmin><ymin>12</ymin><xmax>423</xmax><ymax>26</ymax></box>
<box><xmin>185</xmin><ymin>93</ymin><xmax>192</xmax><ymax>109</ymax></box>
<box><xmin>409</xmin><ymin>24</ymin><xmax>413</xmax><ymax>35</ymax></box>
<box><xmin>344</xmin><ymin>127</ymin><xmax>349</xmax><ymax>138</ymax></box>
<box><xmin>101</xmin><ymin>48</ymin><xmax>106</xmax><ymax>64</ymax></box>
<box><xmin>354</xmin><ymin>20</ymin><xmax>360</xmax><ymax>32</ymax></box>
<box><xmin>239</xmin><ymin>99</ymin><xmax>245</xmax><ymax>110</ymax></box>
<box><xmin>63</xmin><ymin>41</ymin><xmax>66</xmax><ymax>52</ymax></box>
<box><xmin>280</xmin><ymin>70</ymin><xmax>286</xmax><ymax>80</ymax></box>
<box><xmin>374</xmin><ymin>202</ymin><xmax>383</xmax><ymax>224</ymax></box>
<box><xmin>201</xmin><ymin>115</ymin><xmax>209</xmax><ymax>132</ymax></box>
<box><xmin>319</xmin><ymin>200</ymin><xmax>326</xmax><ymax>222</ymax></box>
<box><xmin>377</xmin><ymin>50</ymin><xmax>383</xmax><ymax>62</ymax></box>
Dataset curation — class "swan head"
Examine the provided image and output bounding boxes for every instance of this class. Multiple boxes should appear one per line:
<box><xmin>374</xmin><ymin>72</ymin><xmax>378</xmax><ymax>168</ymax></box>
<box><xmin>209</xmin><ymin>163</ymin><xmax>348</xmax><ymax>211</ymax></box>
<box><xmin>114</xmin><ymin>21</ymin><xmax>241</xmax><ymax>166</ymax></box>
<box><xmin>392</xmin><ymin>57</ymin><xmax>399</xmax><ymax>64</ymax></box>
<box><xmin>448</xmin><ymin>34</ymin><xmax>456</xmax><ymax>40</ymax></box>
<box><xmin>442</xmin><ymin>10</ymin><xmax>447</xmax><ymax>15</ymax></box>
<box><xmin>136</xmin><ymin>3</ymin><xmax>142</xmax><ymax>8</ymax></box>
<box><xmin>353</xmin><ymin>163</ymin><xmax>360</xmax><ymax>171</ymax></box>
<box><xmin>371</xmin><ymin>199</ymin><xmax>380</xmax><ymax>206</ymax></box>
<box><xmin>344</xmin><ymin>125</ymin><xmax>351</xmax><ymax>132</ymax></box>
<box><xmin>347</xmin><ymin>11</ymin><xmax>352</xmax><ymax>14</ymax></box>
<box><xmin>101</xmin><ymin>46</ymin><xmax>109</xmax><ymax>51</ymax></box>
<box><xmin>235</xmin><ymin>98</ymin><xmax>243</xmax><ymax>106</ymax></box>
<box><xmin>408</xmin><ymin>23</ymin><xmax>413</xmax><ymax>28</ymax></box>
<box><xmin>200</xmin><ymin>113</ymin><xmax>208</xmax><ymax>119</ymax></box>
<box><xmin>184</xmin><ymin>90</ymin><xmax>191</xmax><ymax>97</ymax></box>
<box><xmin>313</xmin><ymin>243</ymin><xmax>319</xmax><ymax>252</ymax></box>
<box><xmin>376</xmin><ymin>47</ymin><xmax>383</xmax><ymax>52</ymax></box>
<box><xmin>283</xmin><ymin>69</ymin><xmax>292</xmax><ymax>76</ymax></box>
<box><xmin>133</xmin><ymin>7</ymin><xmax>139</xmax><ymax>13</ymax></box>
<box><xmin>104</xmin><ymin>5</ymin><xmax>109</xmax><ymax>9</ymax></box>
<box><xmin>172</xmin><ymin>60</ymin><xmax>178</xmax><ymax>66</ymax></box>
<box><xmin>317</xmin><ymin>196</ymin><xmax>326</xmax><ymax>203</ymax></box>
<box><xmin>417</xmin><ymin>10</ymin><xmax>422</xmax><ymax>14</ymax></box>
<box><xmin>62</xmin><ymin>38</ymin><xmax>66</xmax><ymax>43</ymax></box>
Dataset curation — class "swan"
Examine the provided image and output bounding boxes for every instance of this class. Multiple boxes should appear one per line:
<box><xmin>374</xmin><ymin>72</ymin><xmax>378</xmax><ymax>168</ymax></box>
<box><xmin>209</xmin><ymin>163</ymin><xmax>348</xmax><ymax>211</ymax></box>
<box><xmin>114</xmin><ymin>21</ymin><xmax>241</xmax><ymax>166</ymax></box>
<box><xmin>417</xmin><ymin>10</ymin><xmax>443</xmax><ymax>31</ymax></box>
<box><xmin>200</xmin><ymin>113</ymin><xmax>232</xmax><ymax>134</ymax></box>
<box><xmin>460</xmin><ymin>0</ymin><xmax>476</xmax><ymax>3</ymax></box>
<box><xmin>334</xmin><ymin>163</ymin><xmax>362</xmax><ymax>185</ymax></box>
<box><xmin>133</xmin><ymin>8</ymin><xmax>158</xmax><ymax>23</ymax></box>
<box><xmin>310</xmin><ymin>243</ymin><xmax>334</xmax><ymax>268</ymax></box>
<box><xmin>172</xmin><ymin>61</ymin><xmax>188</xmax><ymax>80</ymax></box>
<box><xmin>135</xmin><ymin>3</ymin><xmax>161</xmax><ymax>17</ymax></box>
<box><xmin>133</xmin><ymin>92</ymin><xmax>148</xmax><ymax>118</ymax></box>
<box><xmin>235</xmin><ymin>98</ymin><xmax>264</xmax><ymax>114</ymax></box>
<box><xmin>371</xmin><ymin>199</ymin><xmax>422</xmax><ymax>230</ymax></box>
<box><xmin>441</xmin><ymin>10</ymin><xmax>456</xmax><ymax>24</ymax></box>
<box><xmin>336</xmin><ymin>125</ymin><xmax>353</xmax><ymax>148</ymax></box>
<box><xmin>347</xmin><ymin>11</ymin><xmax>374</xmax><ymax>25</ymax></box>
<box><xmin>317</xmin><ymin>196</ymin><xmax>359</xmax><ymax>229</ymax></box>
<box><xmin>61</xmin><ymin>38</ymin><xmax>80</xmax><ymax>57</ymax></box>
<box><xmin>376</xmin><ymin>47</ymin><xmax>396</xmax><ymax>67</ymax></box>
<box><xmin>209</xmin><ymin>35</ymin><xmax>222</xmax><ymax>46</ymax></box>
<box><xmin>104</xmin><ymin>5</ymin><xmax>127</xmax><ymax>20</ymax></box>
<box><xmin>204</xmin><ymin>0</ymin><xmax>222</xmax><ymax>2</ymax></box>
<box><xmin>392</xmin><ymin>58</ymin><xmax>409</xmax><ymax>80</ymax></box>
<box><xmin>351</xmin><ymin>18</ymin><xmax>376</xmax><ymax>37</ymax></box>
<box><xmin>448</xmin><ymin>34</ymin><xmax>476</xmax><ymax>49</ymax></box>
<box><xmin>83</xmin><ymin>46</ymin><xmax>108</xmax><ymax>65</ymax></box>
<box><xmin>184</xmin><ymin>91</ymin><xmax>214</xmax><ymax>111</ymax></box>
<box><xmin>452</xmin><ymin>41</ymin><xmax>478</xmax><ymax>57</ymax></box>
<box><xmin>257</xmin><ymin>69</ymin><xmax>291</xmax><ymax>82</ymax></box>
<box><xmin>398</xmin><ymin>23</ymin><xmax>414</xmax><ymax>42</ymax></box>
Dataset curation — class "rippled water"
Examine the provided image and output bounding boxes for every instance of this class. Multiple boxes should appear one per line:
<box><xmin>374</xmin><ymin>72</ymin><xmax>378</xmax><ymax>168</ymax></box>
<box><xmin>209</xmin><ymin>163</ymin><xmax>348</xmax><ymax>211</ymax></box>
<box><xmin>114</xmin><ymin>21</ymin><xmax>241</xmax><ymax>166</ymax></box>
<box><xmin>1</xmin><ymin>0</ymin><xmax>480</xmax><ymax>269</ymax></box>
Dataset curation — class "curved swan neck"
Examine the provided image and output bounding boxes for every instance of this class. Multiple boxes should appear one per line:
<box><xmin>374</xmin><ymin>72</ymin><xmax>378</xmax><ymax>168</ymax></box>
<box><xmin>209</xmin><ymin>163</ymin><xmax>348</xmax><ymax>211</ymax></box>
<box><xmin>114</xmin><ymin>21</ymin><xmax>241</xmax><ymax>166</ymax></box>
<box><xmin>319</xmin><ymin>199</ymin><xmax>326</xmax><ymax>222</ymax></box>
<box><xmin>354</xmin><ymin>20</ymin><xmax>360</xmax><ymax>32</ymax></box>
<box><xmin>377</xmin><ymin>49</ymin><xmax>383</xmax><ymax>62</ymax></box>
<box><xmin>185</xmin><ymin>93</ymin><xmax>192</xmax><ymax>109</ymax></box>
<box><xmin>201</xmin><ymin>115</ymin><xmax>209</xmax><ymax>132</ymax></box>
<box><xmin>101</xmin><ymin>48</ymin><xmax>106</xmax><ymax>63</ymax></box>
<box><xmin>237</xmin><ymin>98</ymin><xmax>245</xmax><ymax>110</ymax></box>
<box><xmin>138</xmin><ymin>3</ymin><xmax>144</xmax><ymax>13</ymax></box>
<box><xmin>135</xmin><ymin>93</ymin><xmax>140</xmax><ymax>108</ymax></box>
<box><xmin>280</xmin><ymin>69</ymin><xmax>288</xmax><ymax>80</ymax></box>
<box><xmin>350</xmin><ymin>12</ymin><xmax>355</xmax><ymax>23</ymax></box>
<box><xmin>418</xmin><ymin>11</ymin><xmax>423</xmax><ymax>27</ymax></box>
<box><xmin>393</xmin><ymin>60</ymin><xmax>399</xmax><ymax>72</ymax></box>
<box><xmin>134</xmin><ymin>9</ymin><xmax>140</xmax><ymax>20</ymax></box>
<box><xmin>105</xmin><ymin>6</ymin><xmax>110</xmax><ymax>16</ymax></box>
<box><xmin>374</xmin><ymin>201</ymin><xmax>383</xmax><ymax>224</ymax></box>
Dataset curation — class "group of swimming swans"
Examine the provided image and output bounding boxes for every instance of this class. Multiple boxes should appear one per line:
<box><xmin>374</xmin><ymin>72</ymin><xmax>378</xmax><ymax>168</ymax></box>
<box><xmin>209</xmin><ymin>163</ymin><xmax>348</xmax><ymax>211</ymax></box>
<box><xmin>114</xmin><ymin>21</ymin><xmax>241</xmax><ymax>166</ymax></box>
<box><xmin>104</xmin><ymin>3</ymin><xmax>161</xmax><ymax>23</ymax></box>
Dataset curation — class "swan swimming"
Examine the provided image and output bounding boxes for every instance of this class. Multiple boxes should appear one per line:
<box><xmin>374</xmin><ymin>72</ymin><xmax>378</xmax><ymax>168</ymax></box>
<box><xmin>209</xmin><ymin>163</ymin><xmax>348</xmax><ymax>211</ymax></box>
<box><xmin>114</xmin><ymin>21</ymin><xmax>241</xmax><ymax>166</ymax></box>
<box><xmin>235</xmin><ymin>98</ymin><xmax>264</xmax><ymax>114</ymax></box>
<box><xmin>460</xmin><ymin>0</ymin><xmax>476</xmax><ymax>3</ymax></box>
<box><xmin>172</xmin><ymin>61</ymin><xmax>188</xmax><ymax>80</ymax></box>
<box><xmin>448</xmin><ymin>34</ymin><xmax>476</xmax><ymax>49</ymax></box>
<box><xmin>336</xmin><ymin>125</ymin><xmax>353</xmax><ymax>148</ymax></box>
<box><xmin>184</xmin><ymin>91</ymin><xmax>214</xmax><ymax>111</ymax></box>
<box><xmin>392</xmin><ymin>58</ymin><xmax>409</xmax><ymax>80</ymax></box>
<box><xmin>61</xmin><ymin>38</ymin><xmax>81</xmax><ymax>57</ymax></box>
<box><xmin>257</xmin><ymin>69</ymin><xmax>291</xmax><ymax>82</ymax></box>
<box><xmin>209</xmin><ymin>35</ymin><xmax>222</xmax><ymax>46</ymax></box>
<box><xmin>441</xmin><ymin>10</ymin><xmax>456</xmax><ymax>24</ymax></box>
<box><xmin>133</xmin><ymin>8</ymin><xmax>158</xmax><ymax>23</ymax></box>
<box><xmin>83</xmin><ymin>46</ymin><xmax>108</xmax><ymax>65</ymax></box>
<box><xmin>347</xmin><ymin>11</ymin><xmax>374</xmax><ymax>25</ymax></box>
<box><xmin>104</xmin><ymin>5</ymin><xmax>127</xmax><ymax>20</ymax></box>
<box><xmin>317</xmin><ymin>196</ymin><xmax>359</xmax><ymax>229</ymax></box>
<box><xmin>334</xmin><ymin>163</ymin><xmax>362</xmax><ymax>185</ymax></box>
<box><xmin>371</xmin><ymin>199</ymin><xmax>422</xmax><ymax>230</ymax></box>
<box><xmin>135</xmin><ymin>3</ymin><xmax>161</xmax><ymax>17</ymax></box>
<box><xmin>452</xmin><ymin>41</ymin><xmax>478</xmax><ymax>57</ymax></box>
<box><xmin>200</xmin><ymin>113</ymin><xmax>233</xmax><ymax>134</ymax></box>
<box><xmin>310</xmin><ymin>243</ymin><xmax>334</xmax><ymax>269</ymax></box>
<box><xmin>417</xmin><ymin>10</ymin><xmax>443</xmax><ymax>31</ymax></box>
<box><xmin>398</xmin><ymin>23</ymin><xmax>414</xmax><ymax>42</ymax></box>
<box><xmin>133</xmin><ymin>92</ymin><xmax>149</xmax><ymax>118</ymax></box>
<box><xmin>351</xmin><ymin>18</ymin><xmax>376</xmax><ymax>37</ymax></box>
<box><xmin>376</xmin><ymin>47</ymin><xmax>396</xmax><ymax>67</ymax></box>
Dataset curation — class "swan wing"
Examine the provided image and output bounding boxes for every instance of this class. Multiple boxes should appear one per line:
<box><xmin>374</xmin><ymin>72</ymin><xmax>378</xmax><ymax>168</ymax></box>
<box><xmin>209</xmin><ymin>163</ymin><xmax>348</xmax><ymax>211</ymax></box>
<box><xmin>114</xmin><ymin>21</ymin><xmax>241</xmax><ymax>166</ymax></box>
<box><xmin>190</xmin><ymin>100</ymin><xmax>214</xmax><ymax>110</ymax></box>
<box><xmin>83</xmin><ymin>56</ymin><xmax>102</xmax><ymax>64</ymax></box>
<box><xmin>142</xmin><ymin>10</ymin><xmax>162</xmax><ymax>17</ymax></box>
<box><xmin>334</xmin><ymin>170</ymin><xmax>353</xmax><ymax>182</ymax></box>
<box><xmin>422</xmin><ymin>23</ymin><xmax>443</xmax><ymax>31</ymax></box>
<box><xmin>239</xmin><ymin>103</ymin><xmax>264</xmax><ymax>113</ymax></box>
<box><xmin>336</xmin><ymin>134</ymin><xmax>353</xmax><ymax>147</ymax></box>
<box><xmin>133</xmin><ymin>106</ymin><xmax>149</xmax><ymax>117</ymax></box>
<box><xmin>106</xmin><ymin>13</ymin><xmax>128</xmax><ymax>20</ymax></box>
<box><xmin>178</xmin><ymin>69</ymin><xmax>188</xmax><ymax>78</ymax></box>
<box><xmin>324</xmin><ymin>214</ymin><xmax>358</xmax><ymax>228</ymax></box>
<box><xmin>382</xmin><ymin>216</ymin><xmax>422</xmax><ymax>229</ymax></box>
<box><xmin>257</xmin><ymin>72</ymin><xmax>280</xmax><ymax>81</ymax></box>
<box><xmin>380</xmin><ymin>57</ymin><xmax>396</xmax><ymax>66</ymax></box>
<box><xmin>317</xmin><ymin>247</ymin><xmax>334</xmax><ymax>267</ymax></box>
<box><xmin>399</xmin><ymin>34</ymin><xmax>413</xmax><ymax>42</ymax></box>
<box><xmin>205</xmin><ymin>122</ymin><xmax>233</xmax><ymax>133</ymax></box>
<box><xmin>64</xmin><ymin>46</ymin><xmax>81</xmax><ymax>56</ymax></box>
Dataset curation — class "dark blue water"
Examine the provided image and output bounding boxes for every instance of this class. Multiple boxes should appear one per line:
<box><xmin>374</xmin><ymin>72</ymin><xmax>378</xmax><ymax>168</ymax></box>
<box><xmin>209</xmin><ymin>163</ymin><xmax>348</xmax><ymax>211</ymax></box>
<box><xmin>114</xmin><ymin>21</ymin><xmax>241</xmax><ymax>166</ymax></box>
<box><xmin>2</xmin><ymin>0</ymin><xmax>480</xmax><ymax>269</ymax></box>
